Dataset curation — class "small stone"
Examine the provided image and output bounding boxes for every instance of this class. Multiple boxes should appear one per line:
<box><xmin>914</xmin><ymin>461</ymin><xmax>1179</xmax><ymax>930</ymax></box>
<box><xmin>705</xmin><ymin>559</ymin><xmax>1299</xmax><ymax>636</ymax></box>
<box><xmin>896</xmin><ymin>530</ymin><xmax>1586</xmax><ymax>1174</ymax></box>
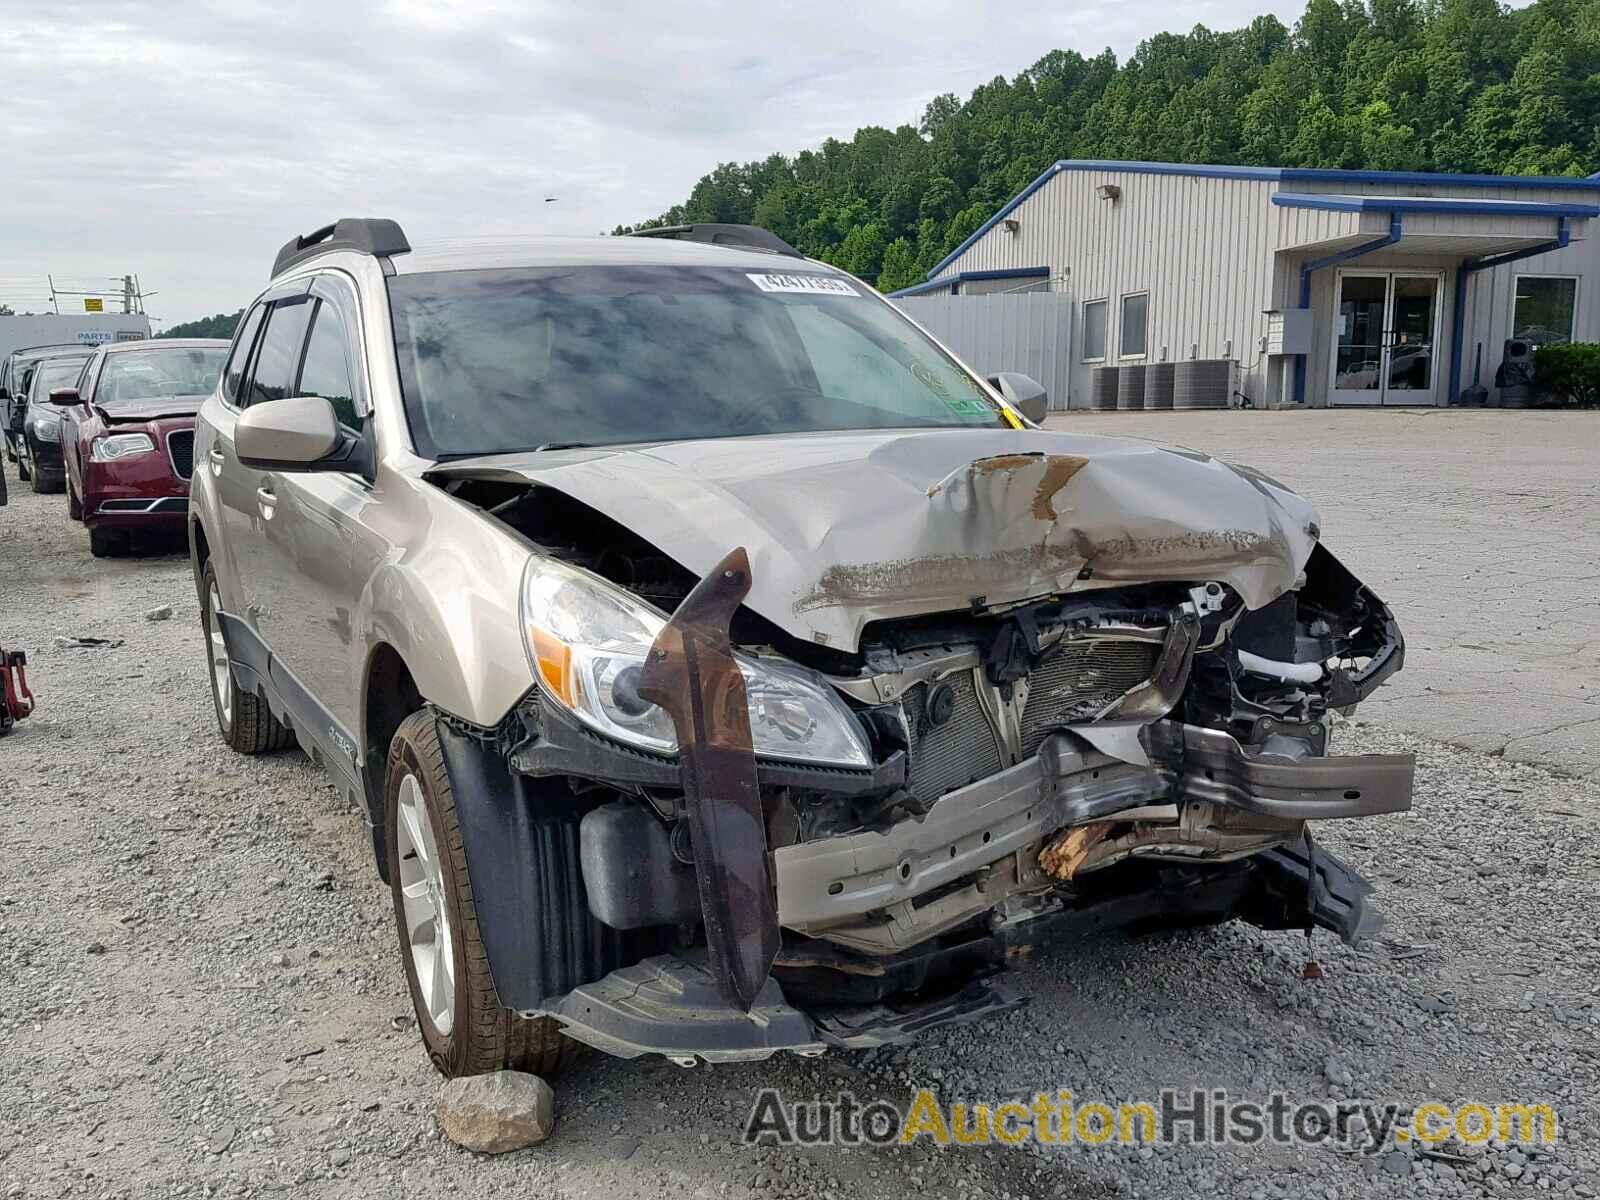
<box><xmin>330</xmin><ymin>1148</ymin><xmax>353</xmax><ymax>1167</ymax></box>
<box><xmin>144</xmin><ymin>604</ymin><xmax>174</xmax><ymax>622</ymax></box>
<box><xmin>1383</xmin><ymin>1151</ymin><xmax>1412</xmax><ymax>1177</ymax></box>
<box><xmin>86</xmin><ymin>941</ymin><xmax>108</xmax><ymax>956</ymax></box>
<box><xmin>436</xmin><ymin>1071</ymin><xmax>556</xmax><ymax>1153</ymax></box>
<box><xmin>267</xmin><ymin>952</ymin><xmax>290</xmax><ymax>968</ymax></box>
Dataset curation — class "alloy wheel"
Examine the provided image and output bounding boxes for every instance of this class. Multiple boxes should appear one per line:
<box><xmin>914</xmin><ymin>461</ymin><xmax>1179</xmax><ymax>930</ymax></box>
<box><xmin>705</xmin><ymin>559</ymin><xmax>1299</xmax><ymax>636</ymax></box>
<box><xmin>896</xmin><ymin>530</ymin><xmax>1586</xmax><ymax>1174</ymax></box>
<box><xmin>206</xmin><ymin>580</ymin><xmax>232</xmax><ymax>728</ymax></box>
<box><xmin>395</xmin><ymin>773</ymin><xmax>456</xmax><ymax>1035</ymax></box>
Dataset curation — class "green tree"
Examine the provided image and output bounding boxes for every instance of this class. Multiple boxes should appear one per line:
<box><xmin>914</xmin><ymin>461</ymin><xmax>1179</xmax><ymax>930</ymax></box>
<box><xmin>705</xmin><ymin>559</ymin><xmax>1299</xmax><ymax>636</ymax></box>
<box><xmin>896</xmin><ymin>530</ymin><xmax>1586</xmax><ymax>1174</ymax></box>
<box><xmin>875</xmin><ymin>238</ymin><xmax>922</xmax><ymax>292</ymax></box>
<box><xmin>160</xmin><ymin>310</ymin><xmax>243</xmax><ymax>339</ymax></box>
<box><xmin>629</xmin><ymin>0</ymin><xmax>1598</xmax><ymax>288</ymax></box>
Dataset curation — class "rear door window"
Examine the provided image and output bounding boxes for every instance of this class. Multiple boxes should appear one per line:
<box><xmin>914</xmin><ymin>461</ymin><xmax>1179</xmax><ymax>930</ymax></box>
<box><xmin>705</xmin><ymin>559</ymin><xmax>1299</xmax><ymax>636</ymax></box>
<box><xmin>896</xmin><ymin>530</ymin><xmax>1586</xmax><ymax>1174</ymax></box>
<box><xmin>245</xmin><ymin>299</ymin><xmax>313</xmax><ymax>407</ymax></box>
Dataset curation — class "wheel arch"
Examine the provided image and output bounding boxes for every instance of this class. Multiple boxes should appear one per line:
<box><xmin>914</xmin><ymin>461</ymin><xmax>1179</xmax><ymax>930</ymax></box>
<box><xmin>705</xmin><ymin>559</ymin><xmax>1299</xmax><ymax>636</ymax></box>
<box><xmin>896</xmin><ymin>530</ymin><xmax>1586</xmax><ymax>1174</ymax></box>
<box><xmin>361</xmin><ymin>641</ymin><xmax>424</xmax><ymax>881</ymax></box>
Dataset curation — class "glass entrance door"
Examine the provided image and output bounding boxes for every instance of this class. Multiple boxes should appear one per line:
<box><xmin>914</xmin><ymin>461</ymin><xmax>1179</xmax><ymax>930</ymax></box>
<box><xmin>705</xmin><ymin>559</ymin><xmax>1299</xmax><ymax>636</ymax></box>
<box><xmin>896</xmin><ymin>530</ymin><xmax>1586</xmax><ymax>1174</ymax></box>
<box><xmin>1329</xmin><ymin>270</ymin><xmax>1442</xmax><ymax>406</ymax></box>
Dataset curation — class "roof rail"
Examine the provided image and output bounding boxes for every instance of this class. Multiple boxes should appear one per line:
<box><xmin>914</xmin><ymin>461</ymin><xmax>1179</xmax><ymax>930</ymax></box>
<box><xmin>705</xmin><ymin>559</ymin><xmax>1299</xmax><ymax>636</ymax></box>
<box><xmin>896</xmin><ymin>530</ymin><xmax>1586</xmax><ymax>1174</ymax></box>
<box><xmin>628</xmin><ymin>223</ymin><xmax>803</xmax><ymax>258</ymax></box>
<box><xmin>271</xmin><ymin>218</ymin><xmax>411</xmax><ymax>278</ymax></box>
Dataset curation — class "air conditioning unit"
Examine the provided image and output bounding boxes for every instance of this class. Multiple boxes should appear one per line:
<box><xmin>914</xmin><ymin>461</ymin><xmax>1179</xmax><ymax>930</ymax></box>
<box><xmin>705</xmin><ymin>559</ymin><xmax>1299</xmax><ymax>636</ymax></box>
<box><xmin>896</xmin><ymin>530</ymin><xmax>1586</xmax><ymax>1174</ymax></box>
<box><xmin>1173</xmin><ymin>359</ymin><xmax>1235</xmax><ymax>409</ymax></box>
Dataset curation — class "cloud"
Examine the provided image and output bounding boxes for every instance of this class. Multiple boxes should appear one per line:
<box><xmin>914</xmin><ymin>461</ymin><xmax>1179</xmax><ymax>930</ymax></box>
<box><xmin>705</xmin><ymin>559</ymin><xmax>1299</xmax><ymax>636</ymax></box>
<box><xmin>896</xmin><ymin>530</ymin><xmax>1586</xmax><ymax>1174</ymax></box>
<box><xmin>0</xmin><ymin>0</ymin><xmax>1308</xmax><ymax>322</ymax></box>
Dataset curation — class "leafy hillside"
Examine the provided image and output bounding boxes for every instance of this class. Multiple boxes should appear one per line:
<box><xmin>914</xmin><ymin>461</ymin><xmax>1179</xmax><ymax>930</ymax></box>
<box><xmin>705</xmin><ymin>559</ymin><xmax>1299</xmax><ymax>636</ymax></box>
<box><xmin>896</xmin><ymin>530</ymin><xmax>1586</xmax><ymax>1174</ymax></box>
<box><xmin>160</xmin><ymin>310</ymin><xmax>242</xmax><ymax>339</ymax></box>
<box><xmin>624</xmin><ymin>0</ymin><xmax>1600</xmax><ymax>290</ymax></box>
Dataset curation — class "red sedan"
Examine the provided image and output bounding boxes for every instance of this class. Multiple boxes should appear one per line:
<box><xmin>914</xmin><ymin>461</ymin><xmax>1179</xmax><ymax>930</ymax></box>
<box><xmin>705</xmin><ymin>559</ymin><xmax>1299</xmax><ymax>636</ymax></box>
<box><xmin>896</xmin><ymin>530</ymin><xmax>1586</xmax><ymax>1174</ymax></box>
<box><xmin>56</xmin><ymin>339</ymin><xmax>229</xmax><ymax>557</ymax></box>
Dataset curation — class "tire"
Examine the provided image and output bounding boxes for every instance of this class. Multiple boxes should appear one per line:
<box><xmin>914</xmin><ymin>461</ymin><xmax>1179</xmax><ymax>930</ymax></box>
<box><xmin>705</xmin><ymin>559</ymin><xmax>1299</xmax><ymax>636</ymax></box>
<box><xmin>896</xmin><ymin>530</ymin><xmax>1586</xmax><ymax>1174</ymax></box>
<box><xmin>200</xmin><ymin>560</ymin><xmax>295</xmax><ymax>753</ymax></box>
<box><xmin>31</xmin><ymin>466</ymin><xmax>63</xmax><ymax>495</ymax></box>
<box><xmin>67</xmin><ymin>484</ymin><xmax>81</xmax><ymax>521</ymax></box>
<box><xmin>89</xmin><ymin>526</ymin><xmax>129</xmax><ymax>558</ymax></box>
<box><xmin>385</xmin><ymin>710</ymin><xmax>582</xmax><ymax>1080</ymax></box>
<box><xmin>15</xmin><ymin>453</ymin><xmax>29</xmax><ymax>483</ymax></box>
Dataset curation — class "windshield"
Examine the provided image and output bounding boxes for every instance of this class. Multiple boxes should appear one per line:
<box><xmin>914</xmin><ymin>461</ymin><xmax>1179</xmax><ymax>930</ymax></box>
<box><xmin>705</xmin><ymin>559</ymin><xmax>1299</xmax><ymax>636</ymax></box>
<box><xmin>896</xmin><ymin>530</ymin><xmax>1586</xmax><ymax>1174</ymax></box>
<box><xmin>30</xmin><ymin>358</ymin><xmax>88</xmax><ymax>401</ymax></box>
<box><xmin>96</xmin><ymin>347</ymin><xmax>226</xmax><ymax>405</ymax></box>
<box><xmin>387</xmin><ymin>265</ymin><xmax>1008</xmax><ymax>458</ymax></box>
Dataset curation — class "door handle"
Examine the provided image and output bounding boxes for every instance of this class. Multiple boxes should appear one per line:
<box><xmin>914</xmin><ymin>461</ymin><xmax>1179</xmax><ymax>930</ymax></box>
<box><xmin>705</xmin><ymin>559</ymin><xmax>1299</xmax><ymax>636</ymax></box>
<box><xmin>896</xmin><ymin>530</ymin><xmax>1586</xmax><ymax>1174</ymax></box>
<box><xmin>209</xmin><ymin>447</ymin><xmax>225</xmax><ymax>476</ymax></box>
<box><xmin>256</xmin><ymin>485</ymin><xmax>276</xmax><ymax>520</ymax></box>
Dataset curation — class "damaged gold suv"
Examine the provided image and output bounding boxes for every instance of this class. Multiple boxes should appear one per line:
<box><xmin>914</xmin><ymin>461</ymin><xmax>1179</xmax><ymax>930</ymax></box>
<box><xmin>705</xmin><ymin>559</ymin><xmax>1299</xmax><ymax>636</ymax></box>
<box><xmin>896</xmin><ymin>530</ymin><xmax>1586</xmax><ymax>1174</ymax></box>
<box><xmin>190</xmin><ymin>218</ymin><xmax>1413</xmax><ymax>1078</ymax></box>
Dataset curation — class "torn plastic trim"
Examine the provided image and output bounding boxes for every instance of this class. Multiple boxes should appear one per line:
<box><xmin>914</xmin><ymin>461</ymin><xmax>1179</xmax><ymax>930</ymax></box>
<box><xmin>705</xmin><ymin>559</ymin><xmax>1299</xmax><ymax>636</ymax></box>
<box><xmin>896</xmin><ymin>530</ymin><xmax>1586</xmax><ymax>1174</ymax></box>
<box><xmin>773</xmin><ymin>722</ymin><xmax>1413</xmax><ymax>934</ymax></box>
<box><xmin>634</xmin><ymin>547</ymin><xmax>780</xmax><ymax>1013</ymax></box>
<box><xmin>1302</xmin><ymin>544</ymin><xmax>1405</xmax><ymax>707</ymax></box>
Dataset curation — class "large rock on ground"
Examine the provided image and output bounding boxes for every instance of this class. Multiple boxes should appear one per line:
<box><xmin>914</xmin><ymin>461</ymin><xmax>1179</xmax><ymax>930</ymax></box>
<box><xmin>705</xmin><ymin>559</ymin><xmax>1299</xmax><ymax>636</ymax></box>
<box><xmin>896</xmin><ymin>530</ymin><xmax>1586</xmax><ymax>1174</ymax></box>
<box><xmin>436</xmin><ymin>1071</ymin><xmax>556</xmax><ymax>1153</ymax></box>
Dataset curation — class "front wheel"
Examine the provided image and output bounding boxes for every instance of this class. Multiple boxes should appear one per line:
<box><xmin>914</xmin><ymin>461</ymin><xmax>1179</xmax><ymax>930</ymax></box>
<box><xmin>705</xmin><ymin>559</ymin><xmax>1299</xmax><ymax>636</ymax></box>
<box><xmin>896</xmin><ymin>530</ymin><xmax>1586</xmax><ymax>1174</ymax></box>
<box><xmin>385</xmin><ymin>710</ymin><xmax>581</xmax><ymax>1080</ymax></box>
<box><xmin>30</xmin><ymin>465</ymin><xmax>63</xmax><ymax>495</ymax></box>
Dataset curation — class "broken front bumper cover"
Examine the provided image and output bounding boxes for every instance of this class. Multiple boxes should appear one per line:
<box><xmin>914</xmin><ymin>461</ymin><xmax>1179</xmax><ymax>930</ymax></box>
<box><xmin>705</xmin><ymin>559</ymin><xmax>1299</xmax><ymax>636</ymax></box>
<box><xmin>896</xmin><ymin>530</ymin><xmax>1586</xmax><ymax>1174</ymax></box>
<box><xmin>539</xmin><ymin>720</ymin><xmax>1410</xmax><ymax>1065</ymax></box>
<box><xmin>774</xmin><ymin>720</ymin><xmax>1413</xmax><ymax>936</ymax></box>
<box><xmin>544</xmin><ymin>837</ymin><xmax>1386</xmax><ymax>1065</ymax></box>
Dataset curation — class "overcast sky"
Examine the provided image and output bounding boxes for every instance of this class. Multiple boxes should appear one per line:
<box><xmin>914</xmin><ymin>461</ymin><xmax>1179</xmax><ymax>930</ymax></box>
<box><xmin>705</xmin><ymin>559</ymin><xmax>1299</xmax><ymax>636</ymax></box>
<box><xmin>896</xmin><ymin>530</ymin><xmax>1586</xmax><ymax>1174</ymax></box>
<box><xmin>0</xmin><ymin>0</ymin><xmax>1311</xmax><ymax>325</ymax></box>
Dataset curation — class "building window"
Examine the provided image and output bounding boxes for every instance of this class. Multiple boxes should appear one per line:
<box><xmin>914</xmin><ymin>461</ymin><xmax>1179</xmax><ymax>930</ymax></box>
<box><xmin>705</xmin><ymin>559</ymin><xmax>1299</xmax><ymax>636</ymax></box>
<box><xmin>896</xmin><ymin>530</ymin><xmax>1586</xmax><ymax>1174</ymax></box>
<box><xmin>1512</xmin><ymin>275</ymin><xmax>1577</xmax><ymax>344</ymax></box>
<box><xmin>1119</xmin><ymin>292</ymin><xmax>1149</xmax><ymax>359</ymax></box>
<box><xmin>1082</xmin><ymin>299</ymin><xmax>1107</xmax><ymax>362</ymax></box>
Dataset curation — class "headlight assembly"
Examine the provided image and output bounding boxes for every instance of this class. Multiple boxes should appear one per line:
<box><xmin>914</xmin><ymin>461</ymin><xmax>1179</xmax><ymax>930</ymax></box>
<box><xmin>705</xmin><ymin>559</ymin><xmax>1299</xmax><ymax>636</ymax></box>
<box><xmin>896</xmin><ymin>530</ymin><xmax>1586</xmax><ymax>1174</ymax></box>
<box><xmin>91</xmin><ymin>432</ymin><xmax>155</xmax><ymax>462</ymax></box>
<box><xmin>30</xmin><ymin>416</ymin><xmax>61</xmax><ymax>442</ymax></box>
<box><xmin>520</xmin><ymin>556</ymin><xmax>872</xmax><ymax>768</ymax></box>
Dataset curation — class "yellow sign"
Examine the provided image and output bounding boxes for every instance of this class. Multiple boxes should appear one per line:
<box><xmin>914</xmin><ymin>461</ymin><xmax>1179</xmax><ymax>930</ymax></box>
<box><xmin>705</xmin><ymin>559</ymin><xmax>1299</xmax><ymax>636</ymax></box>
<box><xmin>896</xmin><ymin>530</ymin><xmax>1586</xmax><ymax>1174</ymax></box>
<box><xmin>83</xmin><ymin>298</ymin><xmax>103</xmax><ymax>313</ymax></box>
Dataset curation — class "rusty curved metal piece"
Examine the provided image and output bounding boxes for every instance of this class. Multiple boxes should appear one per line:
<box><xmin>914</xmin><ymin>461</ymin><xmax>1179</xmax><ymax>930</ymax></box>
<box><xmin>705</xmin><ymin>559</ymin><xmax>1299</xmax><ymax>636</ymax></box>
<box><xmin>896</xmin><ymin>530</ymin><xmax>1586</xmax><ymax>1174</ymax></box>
<box><xmin>635</xmin><ymin>546</ymin><xmax>779</xmax><ymax>1012</ymax></box>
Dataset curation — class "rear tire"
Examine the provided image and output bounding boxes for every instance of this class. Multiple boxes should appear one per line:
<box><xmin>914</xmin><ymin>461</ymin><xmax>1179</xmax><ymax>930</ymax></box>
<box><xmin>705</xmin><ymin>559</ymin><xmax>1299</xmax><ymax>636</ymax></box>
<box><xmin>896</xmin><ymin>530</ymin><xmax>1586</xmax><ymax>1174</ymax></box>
<box><xmin>200</xmin><ymin>561</ymin><xmax>295</xmax><ymax>753</ymax></box>
<box><xmin>67</xmin><ymin>485</ymin><xmax>81</xmax><ymax>521</ymax></box>
<box><xmin>31</xmin><ymin>466</ymin><xmax>63</xmax><ymax>495</ymax></box>
<box><xmin>385</xmin><ymin>710</ymin><xmax>583</xmax><ymax>1080</ymax></box>
<box><xmin>89</xmin><ymin>527</ymin><xmax>128</xmax><ymax>558</ymax></box>
<box><xmin>16</xmin><ymin>454</ymin><xmax>29</xmax><ymax>483</ymax></box>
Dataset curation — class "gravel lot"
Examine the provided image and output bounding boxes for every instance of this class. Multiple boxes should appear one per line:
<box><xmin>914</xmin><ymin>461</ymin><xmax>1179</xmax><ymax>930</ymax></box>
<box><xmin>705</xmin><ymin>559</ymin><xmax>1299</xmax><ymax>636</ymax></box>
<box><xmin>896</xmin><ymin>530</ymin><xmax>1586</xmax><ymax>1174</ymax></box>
<box><xmin>1</xmin><ymin>413</ymin><xmax>1596</xmax><ymax>1199</ymax></box>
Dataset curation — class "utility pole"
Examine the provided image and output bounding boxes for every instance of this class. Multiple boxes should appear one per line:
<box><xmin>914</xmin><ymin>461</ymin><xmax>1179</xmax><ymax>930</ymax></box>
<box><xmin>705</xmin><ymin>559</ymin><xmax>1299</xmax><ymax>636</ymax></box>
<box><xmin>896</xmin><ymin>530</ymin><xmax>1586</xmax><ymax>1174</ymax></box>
<box><xmin>47</xmin><ymin>275</ymin><xmax>59</xmax><ymax>315</ymax></box>
<box><xmin>122</xmin><ymin>275</ymin><xmax>134</xmax><ymax>315</ymax></box>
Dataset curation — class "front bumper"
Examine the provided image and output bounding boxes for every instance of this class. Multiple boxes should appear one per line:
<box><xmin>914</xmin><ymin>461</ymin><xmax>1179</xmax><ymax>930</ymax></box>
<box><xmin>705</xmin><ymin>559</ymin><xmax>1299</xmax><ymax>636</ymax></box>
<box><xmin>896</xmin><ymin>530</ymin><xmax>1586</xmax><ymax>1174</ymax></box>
<box><xmin>774</xmin><ymin>721</ymin><xmax>1412</xmax><ymax>937</ymax></box>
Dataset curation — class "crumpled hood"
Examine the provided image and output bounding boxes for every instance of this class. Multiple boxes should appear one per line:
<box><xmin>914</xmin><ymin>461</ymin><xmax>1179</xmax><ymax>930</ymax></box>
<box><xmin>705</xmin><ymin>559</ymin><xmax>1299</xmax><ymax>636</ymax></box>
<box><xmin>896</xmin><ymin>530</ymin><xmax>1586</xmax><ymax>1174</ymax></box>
<box><xmin>99</xmin><ymin>394</ymin><xmax>206</xmax><ymax>423</ymax></box>
<box><xmin>430</xmin><ymin>428</ymin><xmax>1321</xmax><ymax>652</ymax></box>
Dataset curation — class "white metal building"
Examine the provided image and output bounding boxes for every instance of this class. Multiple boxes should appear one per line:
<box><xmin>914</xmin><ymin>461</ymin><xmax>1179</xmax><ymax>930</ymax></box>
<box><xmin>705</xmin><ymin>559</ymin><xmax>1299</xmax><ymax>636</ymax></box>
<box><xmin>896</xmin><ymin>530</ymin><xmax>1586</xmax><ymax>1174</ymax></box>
<box><xmin>0</xmin><ymin>313</ymin><xmax>151</xmax><ymax>363</ymax></box>
<box><xmin>891</xmin><ymin>160</ymin><xmax>1600</xmax><ymax>408</ymax></box>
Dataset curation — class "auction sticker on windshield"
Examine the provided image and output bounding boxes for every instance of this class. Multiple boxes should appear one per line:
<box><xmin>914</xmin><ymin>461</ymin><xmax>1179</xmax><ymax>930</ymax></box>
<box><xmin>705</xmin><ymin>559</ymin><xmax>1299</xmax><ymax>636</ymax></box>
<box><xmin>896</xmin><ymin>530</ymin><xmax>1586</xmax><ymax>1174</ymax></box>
<box><xmin>747</xmin><ymin>273</ymin><xmax>858</xmax><ymax>296</ymax></box>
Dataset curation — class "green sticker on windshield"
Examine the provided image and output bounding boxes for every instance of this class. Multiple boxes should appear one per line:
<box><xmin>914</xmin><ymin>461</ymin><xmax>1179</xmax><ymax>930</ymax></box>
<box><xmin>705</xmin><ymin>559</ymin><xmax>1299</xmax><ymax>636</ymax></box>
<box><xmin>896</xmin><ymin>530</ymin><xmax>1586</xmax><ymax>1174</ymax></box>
<box><xmin>942</xmin><ymin>397</ymin><xmax>992</xmax><ymax>416</ymax></box>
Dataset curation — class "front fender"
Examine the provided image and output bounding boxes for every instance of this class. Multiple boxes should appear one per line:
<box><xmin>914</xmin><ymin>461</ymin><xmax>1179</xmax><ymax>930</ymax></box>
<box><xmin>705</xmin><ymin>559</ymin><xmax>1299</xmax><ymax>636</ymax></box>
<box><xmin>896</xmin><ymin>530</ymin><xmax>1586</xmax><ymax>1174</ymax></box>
<box><xmin>354</xmin><ymin>469</ymin><xmax>538</xmax><ymax>751</ymax></box>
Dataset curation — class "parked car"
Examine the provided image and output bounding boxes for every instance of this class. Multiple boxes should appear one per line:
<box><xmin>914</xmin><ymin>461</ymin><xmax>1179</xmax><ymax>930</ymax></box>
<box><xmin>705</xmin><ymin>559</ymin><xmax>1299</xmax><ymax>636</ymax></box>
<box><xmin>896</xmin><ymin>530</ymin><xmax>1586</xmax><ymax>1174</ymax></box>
<box><xmin>2</xmin><ymin>344</ymin><xmax>89</xmax><ymax>476</ymax></box>
<box><xmin>192</xmin><ymin>219</ymin><xmax>1412</xmax><ymax>1080</ymax></box>
<box><xmin>15</xmin><ymin>352</ymin><xmax>92</xmax><ymax>493</ymax></box>
<box><xmin>56</xmin><ymin>339</ymin><xmax>227</xmax><ymax>556</ymax></box>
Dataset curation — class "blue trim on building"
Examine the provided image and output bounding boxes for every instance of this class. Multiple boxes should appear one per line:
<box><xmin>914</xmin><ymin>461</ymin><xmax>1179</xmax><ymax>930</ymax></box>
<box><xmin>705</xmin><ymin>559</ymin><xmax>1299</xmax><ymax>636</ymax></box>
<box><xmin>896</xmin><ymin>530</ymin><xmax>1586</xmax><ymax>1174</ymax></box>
<box><xmin>887</xmin><ymin>265</ymin><xmax>1048</xmax><ymax>298</ymax></box>
<box><xmin>927</xmin><ymin>159</ymin><xmax>1600</xmax><ymax>278</ymax></box>
<box><xmin>1447</xmin><ymin>219</ymin><xmax>1572</xmax><ymax>404</ymax></box>
<box><xmin>1273</xmin><ymin>193</ymin><xmax>1600</xmax><ymax>218</ymax></box>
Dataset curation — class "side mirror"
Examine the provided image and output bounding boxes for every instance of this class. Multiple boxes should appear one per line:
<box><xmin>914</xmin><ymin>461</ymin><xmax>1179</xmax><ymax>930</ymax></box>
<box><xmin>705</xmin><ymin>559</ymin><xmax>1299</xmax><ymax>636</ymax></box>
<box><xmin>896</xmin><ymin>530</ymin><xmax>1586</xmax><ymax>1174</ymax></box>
<box><xmin>236</xmin><ymin>396</ymin><xmax>341</xmax><ymax>470</ymax></box>
<box><xmin>987</xmin><ymin>372</ymin><xmax>1049</xmax><ymax>424</ymax></box>
<box><xmin>48</xmin><ymin>387</ymin><xmax>84</xmax><ymax>408</ymax></box>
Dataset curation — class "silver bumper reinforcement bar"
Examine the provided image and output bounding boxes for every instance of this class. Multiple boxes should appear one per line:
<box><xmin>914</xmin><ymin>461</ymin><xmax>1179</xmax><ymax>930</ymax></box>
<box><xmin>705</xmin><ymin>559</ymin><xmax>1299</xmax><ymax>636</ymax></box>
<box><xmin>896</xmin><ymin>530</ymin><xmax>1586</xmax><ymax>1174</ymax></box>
<box><xmin>774</xmin><ymin>721</ymin><xmax>1413</xmax><ymax>933</ymax></box>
